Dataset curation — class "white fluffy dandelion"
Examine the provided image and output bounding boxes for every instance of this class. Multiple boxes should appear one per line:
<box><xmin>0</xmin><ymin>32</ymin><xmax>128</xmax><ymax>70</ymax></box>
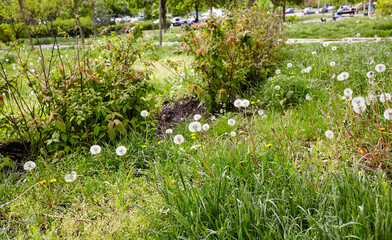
<box><xmin>228</xmin><ymin>119</ymin><xmax>236</xmax><ymax>126</ymax></box>
<box><xmin>173</xmin><ymin>134</ymin><xmax>185</xmax><ymax>145</ymax></box>
<box><xmin>306</xmin><ymin>94</ymin><xmax>312</xmax><ymax>101</ymax></box>
<box><xmin>276</xmin><ymin>69</ymin><xmax>281</xmax><ymax>74</ymax></box>
<box><xmin>230</xmin><ymin>131</ymin><xmax>237</xmax><ymax>137</ymax></box>
<box><xmin>141</xmin><ymin>110</ymin><xmax>149</xmax><ymax>117</ymax></box>
<box><xmin>375</xmin><ymin>64</ymin><xmax>386</xmax><ymax>73</ymax></box>
<box><xmin>323</xmin><ymin>42</ymin><xmax>329</xmax><ymax>47</ymax></box>
<box><xmin>24</xmin><ymin>161</ymin><xmax>36</xmax><ymax>171</ymax></box>
<box><xmin>366</xmin><ymin>71</ymin><xmax>375</xmax><ymax>79</ymax></box>
<box><xmin>188</xmin><ymin>121</ymin><xmax>202</xmax><ymax>132</ymax></box>
<box><xmin>312</xmin><ymin>51</ymin><xmax>317</xmax><ymax>56</ymax></box>
<box><xmin>258</xmin><ymin>109</ymin><xmax>265</xmax><ymax>116</ymax></box>
<box><xmin>351</xmin><ymin>96</ymin><xmax>365</xmax><ymax>107</ymax></box>
<box><xmin>194</xmin><ymin>114</ymin><xmax>201</xmax><ymax>121</ymax></box>
<box><xmin>275</xmin><ymin>85</ymin><xmax>281</xmax><ymax>91</ymax></box>
<box><xmin>287</xmin><ymin>63</ymin><xmax>292</xmax><ymax>68</ymax></box>
<box><xmin>90</xmin><ymin>145</ymin><xmax>102</xmax><ymax>155</ymax></box>
<box><xmin>165</xmin><ymin>129</ymin><xmax>173</xmax><ymax>134</ymax></box>
<box><xmin>234</xmin><ymin>99</ymin><xmax>243</xmax><ymax>108</ymax></box>
<box><xmin>353</xmin><ymin>104</ymin><xmax>367</xmax><ymax>114</ymax></box>
<box><xmin>340</xmin><ymin>72</ymin><xmax>349</xmax><ymax>80</ymax></box>
<box><xmin>241</xmin><ymin>99</ymin><xmax>250</xmax><ymax>107</ymax></box>
<box><xmin>344</xmin><ymin>88</ymin><xmax>353</xmax><ymax>97</ymax></box>
<box><xmin>330</xmin><ymin>61</ymin><xmax>335</xmax><ymax>67</ymax></box>
<box><xmin>332</xmin><ymin>46</ymin><xmax>337</xmax><ymax>51</ymax></box>
<box><xmin>325</xmin><ymin>130</ymin><xmax>334</xmax><ymax>139</ymax></box>
<box><xmin>202</xmin><ymin>124</ymin><xmax>210</xmax><ymax>131</ymax></box>
<box><xmin>116</xmin><ymin>146</ymin><xmax>127</xmax><ymax>156</ymax></box>
<box><xmin>379</xmin><ymin>93</ymin><xmax>391</xmax><ymax>103</ymax></box>
<box><xmin>384</xmin><ymin>109</ymin><xmax>392</xmax><ymax>120</ymax></box>
<box><xmin>64</xmin><ymin>171</ymin><xmax>77</xmax><ymax>182</ymax></box>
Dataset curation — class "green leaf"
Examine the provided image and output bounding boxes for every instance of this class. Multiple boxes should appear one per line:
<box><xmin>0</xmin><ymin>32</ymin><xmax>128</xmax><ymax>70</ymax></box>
<box><xmin>55</xmin><ymin>118</ymin><xmax>66</xmax><ymax>132</ymax></box>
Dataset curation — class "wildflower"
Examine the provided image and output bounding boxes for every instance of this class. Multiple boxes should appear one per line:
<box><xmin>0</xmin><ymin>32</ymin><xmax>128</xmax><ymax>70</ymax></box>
<box><xmin>266</xmin><ymin>143</ymin><xmax>272</xmax><ymax>148</ymax></box>
<box><xmin>340</xmin><ymin>72</ymin><xmax>349</xmax><ymax>80</ymax></box>
<box><xmin>116</xmin><ymin>146</ymin><xmax>127</xmax><ymax>156</ymax></box>
<box><xmin>90</xmin><ymin>145</ymin><xmax>101</xmax><ymax>155</ymax></box>
<box><xmin>358</xmin><ymin>171</ymin><xmax>362</xmax><ymax>174</ymax></box>
<box><xmin>366</xmin><ymin>71</ymin><xmax>374</xmax><ymax>79</ymax></box>
<box><xmin>230</xmin><ymin>131</ymin><xmax>236</xmax><ymax>137</ymax></box>
<box><xmin>323</xmin><ymin>42</ymin><xmax>329</xmax><ymax>47</ymax></box>
<box><xmin>275</xmin><ymin>69</ymin><xmax>281</xmax><ymax>74</ymax></box>
<box><xmin>141</xmin><ymin>110</ymin><xmax>149</xmax><ymax>117</ymax></box>
<box><xmin>297</xmin><ymin>169</ymin><xmax>302</xmax><ymax>173</ymax></box>
<box><xmin>40</xmin><ymin>180</ymin><xmax>47</xmax><ymax>184</ymax></box>
<box><xmin>337</xmin><ymin>75</ymin><xmax>344</xmax><ymax>81</ymax></box>
<box><xmin>142</xmin><ymin>145</ymin><xmax>147</xmax><ymax>148</ymax></box>
<box><xmin>251</xmin><ymin>101</ymin><xmax>255</xmax><ymax>104</ymax></box>
<box><xmin>325</xmin><ymin>130</ymin><xmax>334</xmax><ymax>139</ymax></box>
<box><xmin>188</xmin><ymin>121</ymin><xmax>202</xmax><ymax>132</ymax></box>
<box><xmin>158</xmin><ymin>141</ymin><xmax>163</xmax><ymax>144</ymax></box>
<box><xmin>194</xmin><ymin>114</ymin><xmax>201</xmax><ymax>121</ymax></box>
<box><xmin>287</xmin><ymin>63</ymin><xmax>292</xmax><ymax>68</ymax></box>
<box><xmin>64</xmin><ymin>171</ymin><xmax>77</xmax><ymax>182</ymax></box>
<box><xmin>241</xmin><ymin>99</ymin><xmax>250</xmax><ymax>107</ymax></box>
<box><xmin>234</xmin><ymin>99</ymin><xmax>243</xmax><ymax>108</ymax></box>
<box><xmin>275</xmin><ymin>85</ymin><xmax>281</xmax><ymax>91</ymax></box>
<box><xmin>380</xmin><ymin>128</ymin><xmax>385</xmax><ymax>131</ymax></box>
<box><xmin>312</xmin><ymin>51</ymin><xmax>317</xmax><ymax>55</ymax></box>
<box><xmin>379</xmin><ymin>93</ymin><xmax>391</xmax><ymax>103</ymax></box>
<box><xmin>384</xmin><ymin>109</ymin><xmax>392</xmax><ymax>120</ymax></box>
<box><xmin>24</xmin><ymin>161</ymin><xmax>36</xmax><ymax>171</ymax></box>
<box><xmin>351</xmin><ymin>96</ymin><xmax>365</xmax><ymax>107</ymax></box>
<box><xmin>239</xmin><ymin>130</ymin><xmax>244</xmax><ymax>134</ymax></box>
<box><xmin>332</xmin><ymin>46</ymin><xmax>337</xmax><ymax>51</ymax></box>
<box><xmin>306</xmin><ymin>94</ymin><xmax>312</xmax><ymax>101</ymax></box>
<box><xmin>307</xmin><ymin>66</ymin><xmax>312</xmax><ymax>71</ymax></box>
<box><xmin>202</xmin><ymin>124</ymin><xmax>210</xmax><ymax>131</ymax></box>
<box><xmin>375</xmin><ymin>64</ymin><xmax>386</xmax><ymax>73</ymax></box>
<box><xmin>165</xmin><ymin>129</ymin><xmax>173</xmax><ymax>134</ymax></box>
<box><xmin>353</xmin><ymin>104</ymin><xmax>367</xmax><ymax>114</ymax></box>
<box><xmin>50</xmin><ymin>178</ymin><xmax>56</xmax><ymax>183</ymax></box>
<box><xmin>173</xmin><ymin>134</ymin><xmax>185</xmax><ymax>145</ymax></box>
<box><xmin>356</xmin><ymin>33</ymin><xmax>360</xmax><ymax>37</ymax></box>
<box><xmin>257</xmin><ymin>99</ymin><xmax>260</xmax><ymax>103</ymax></box>
<box><xmin>330</xmin><ymin>61</ymin><xmax>335</xmax><ymax>67</ymax></box>
<box><xmin>228</xmin><ymin>119</ymin><xmax>236</xmax><ymax>126</ymax></box>
<box><xmin>344</xmin><ymin>88</ymin><xmax>353</xmax><ymax>97</ymax></box>
<box><xmin>258</xmin><ymin>110</ymin><xmax>265</xmax><ymax>116</ymax></box>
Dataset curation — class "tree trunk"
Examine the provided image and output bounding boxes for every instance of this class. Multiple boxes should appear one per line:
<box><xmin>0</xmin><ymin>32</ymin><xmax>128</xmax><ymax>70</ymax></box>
<box><xmin>73</xmin><ymin>0</ymin><xmax>85</xmax><ymax>44</ymax></box>
<box><xmin>283</xmin><ymin>3</ymin><xmax>286</xmax><ymax>22</ymax></box>
<box><xmin>159</xmin><ymin>0</ymin><xmax>162</xmax><ymax>46</ymax></box>
<box><xmin>17</xmin><ymin>0</ymin><xmax>34</xmax><ymax>50</ymax></box>
<box><xmin>210</xmin><ymin>0</ymin><xmax>213</xmax><ymax>13</ymax></box>
<box><xmin>161</xmin><ymin>0</ymin><xmax>167</xmax><ymax>33</ymax></box>
<box><xmin>151</xmin><ymin>3</ymin><xmax>155</xmax><ymax>34</ymax></box>
<box><xmin>92</xmin><ymin>2</ymin><xmax>97</xmax><ymax>40</ymax></box>
<box><xmin>195</xmin><ymin>2</ymin><xmax>199</xmax><ymax>23</ymax></box>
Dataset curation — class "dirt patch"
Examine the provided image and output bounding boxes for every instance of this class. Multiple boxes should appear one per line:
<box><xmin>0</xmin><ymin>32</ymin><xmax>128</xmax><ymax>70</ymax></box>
<box><xmin>156</xmin><ymin>98</ymin><xmax>207</xmax><ymax>132</ymax></box>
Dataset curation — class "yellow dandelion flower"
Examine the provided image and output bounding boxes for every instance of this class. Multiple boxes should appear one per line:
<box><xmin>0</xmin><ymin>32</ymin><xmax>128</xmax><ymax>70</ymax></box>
<box><xmin>239</xmin><ymin>130</ymin><xmax>244</xmax><ymax>134</ymax></box>
<box><xmin>349</xmin><ymin>50</ymin><xmax>352</xmax><ymax>53</ymax></box>
<box><xmin>266</xmin><ymin>144</ymin><xmax>272</xmax><ymax>148</ymax></box>
<box><xmin>363</xmin><ymin>90</ymin><xmax>367</xmax><ymax>93</ymax></box>
<box><xmin>40</xmin><ymin>180</ymin><xmax>47</xmax><ymax>184</ymax></box>
<box><xmin>360</xmin><ymin>148</ymin><xmax>367</xmax><ymax>154</ymax></box>
<box><xmin>146</xmin><ymin>164</ymin><xmax>150</xmax><ymax>167</ymax></box>
<box><xmin>297</xmin><ymin>169</ymin><xmax>302</xmax><ymax>173</ymax></box>
<box><xmin>171</xmin><ymin>179</ymin><xmax>176</xmax><ymax>183</ymax></box>
<box><xmin>191</xmin><ymin>136</ymin><xmax>196</xmax><ymax>139</ymax></box>
<box><xmin>158</xmin><ymin>141</ymin><xmax>163</xmax><ymax>144</ymax></box>
<box><xmin>142</xmin><ymin>145</ymin><xmax>147</xmax><ymax>148</ymax></box>
<box><xmin>257</xmin><ymin>100</ymin><xmax>261</xmax><ymax>103</ymax></box>
<box><xmin>251</xmin><ymin>101</ymin><xmax>255</xmax><ymax>104</ymax></box>
<box><xmin>198</xmin><ymin>144</ymin><xmax>201</xmax><ymax>147</ymax></box>
<box><xmin>191</xmin><ymin>133</ymin><xmax>196</xmax><ymax>136</ymax></box>
<box><xmin>358</xmin><ymin>171</ymin><xmax>362</xmax><ymax>174</ymax></box>
<box><xmin>345</xmin><ymin>110</ymin><xmax>348</xmax><ymax>112</ymax></box>
<box><xmin>380</xmin><ymin>128</ymin><xmax>385</xmax><ymax>131</ymax></box>
<box><xmin>50</xmin><ymin>178</ymin><xmax>56</xmax><ymax>183</ymax></box>
<box><xmin>291</xmin><ymin>72</ymin><xmax>294</xmax><ymax>75</ymax></box>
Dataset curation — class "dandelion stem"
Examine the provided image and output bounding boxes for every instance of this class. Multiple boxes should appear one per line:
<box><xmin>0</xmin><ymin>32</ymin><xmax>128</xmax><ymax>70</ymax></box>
<box><xmin>96</xmin><ymin>155</ymin><xmax>117</xmax><ymax>206</ymax></box>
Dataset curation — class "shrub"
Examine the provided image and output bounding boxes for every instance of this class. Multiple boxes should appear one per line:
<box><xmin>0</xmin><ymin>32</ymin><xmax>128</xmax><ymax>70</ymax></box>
<box><xmin>0</xmin><ymin>24</ymin><xmax>15</xmax><ymax>43</ymax></box>
<box><xmin>181</xmin><ymin>7</ymin><xmax>285</xmax><ymax>111</ymax></box>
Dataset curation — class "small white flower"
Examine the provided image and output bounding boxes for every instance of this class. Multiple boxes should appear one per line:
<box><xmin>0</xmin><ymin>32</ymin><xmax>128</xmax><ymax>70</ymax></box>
<box><xmin>194</xmin><ymin>114</ymin><xmax>201</xmax><ymax>121</ymax></box>
<box><xmin>353</xmin><ymin>104</ymin><xmax>367</xmax><ymax>114</ymax></box>
<box><xmin>307</xmin><ymin>66</ymin><xmax>312</xmax><ymax>71</ymax></box>
<box><xmin>384</xmin><ymin>109</ymin><xmax>392</xmax><ymax>120</ymax></box>
<box><xmin>64</xmin><ymin>171</ymin><xmax>77</xmax><ymax>182</ymax></box>
<box><xmin>241</xmin><ymin>99</ymin><xmax>250</xmax><ymax>107</ymax></box>
<box><xmin>116</xmin><ymin>146</ymin><xmax>127</xmax><ymax>156</ymax></box>
<box><xmin>287</xmin><ymin>63</ymin><xmax>292</xmax><ymax>68</ymax></box>
<box><xmin>276</xmin><ymin>69</ymin><xmax>281</xmax><ymax>74</ymax></box>
<box><xmin>275</xmin><ymin>85</ymin><xmax>281</xmax><ymax>91</ymax></box>
<box><xmin>258</xmin><ymin>110</ymin><xmax>265</xmax><ymax>116</ymax></box>
<box><xmin>323</xmin><ymin>42</ymin><xmax>329</xmax><ymax>47</ymax></box>
<box><xmin>375</xmin><ymin>64</ymin><xmax>386</xmax><ymax>73</ymax></box>
<box><xmin>325</xmin><ymin>130</ymin><xmax>334</xmax><ymax>139</ymax></box>
<box><xmin>332</xmin><ymin>46</ymin><xmax>337</xmax><ymax>51</ymax></box>
<box><xmin>165</xmin><ymin>129</ymin><xmax>173</xmax><ymax>134</ymax></box>
<box><xmin>188</xmin><ymin>121</ymin><xmax>202</xmax><ymax>132</ymax></box>
<box><xmin>356</xmin><ymin>33</ymin><xmax>360</xmax><ymax>38</ymax></box>
<box><xmin>305</xmin><ymin>94</ymin><xmax>312</xmax><ymax>101</ymax></box>
<box><xmin>24</xmin><ymin>161</ymin><xmax>36</xmax><ymax>171</ymax></box>
<box><xmin>141</xmin><ymin>110</ymin><xmax>149</xmax><ymax>117</ymax></box>
<box><xmin>344</xmin><ymin>88</ymin><xmax>353</xmax><ymax>96</ymax></box>
<box><xmin>312</xmin><ymin>51</ymin><xmax>317</xmax><ymax>56</ymax></box>
<box><xmin>234</xmin><ymin>99</ymin><xmax>243</xmax><ymax>108</ymax></box>
<box><xmin>202</xmin><ymin>124</ymin><xmax>210</xmax><ymax>131</ymax></box>
<box><xmin>230</xmin><ymin>131</ymin><xmax>236</xmax><ymax>137</ymax></box>
<box><xmin>366</xmin><ymin>71</ymin><xmax>374</xmax><ymax>79</ymax></box>
<box><xmin>330</xmin><ymin>61</ymin><xmax>335</xmax><ymax>67</ymax></box>
<box><xmin>340</xmin><ymin>72</ymin><xmax>349</xmax><ymax>80</ymax></box>
<box><xmin>173</xmin><ymin>134</ymin><xmax>185</xmax><ymax>145</ymax></box>
<box><xmin>366</xmin><ymin>93</ymin><xmax>377</xmax><ymax>105</ymax></box>
<box><xmin>228</xmin><ymin>119</ymin><xmax>236</xmax><ymax>126</ymax></box>
<box><xmin>379</xmin><ymin>93</ymin><xmax>391</xmax><ymax>103</ymax></box>
<box><xmin>351</xmin><ymin>97</ymin><xmax>365</xmax><ymax>107</ymax></box>
<box><xmin>90</xmin><ymin>145</ymin><xmax>102</xmax><ymax>155</ymax></box>
<box><xmin>337</xmin><ymin>75</ymin><xmax>344</xmax><ymax>81</ymax></box>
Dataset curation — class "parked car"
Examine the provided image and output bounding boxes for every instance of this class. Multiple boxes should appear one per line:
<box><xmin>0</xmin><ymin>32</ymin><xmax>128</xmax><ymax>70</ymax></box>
<box><xmin>171</xmin><ymin>17</ymin><xmax>187</xmax><ymax>27</ymax></box>
<box><xmin>327</xmin><ymin>6</ymin><xmax>335</xmax><ymax>11</ymax></box>
<box><xmin>285</xmin><ymin>8</ymin><xmax>295</xmax><ymax>14</ymax></box>
<box><xmin>137</xmin><ymin>15</ymin><xmax>146</xmax><ymax>21</ymax></box>
<box><xmin>303</xmin><ymin>7</ymin><xmax>316</xmax><ymax>15</ymax></box>
<box><xmin>319</xmin><ymin>7</ymin><xmax>328</xmax><ymax>13</ymax></box>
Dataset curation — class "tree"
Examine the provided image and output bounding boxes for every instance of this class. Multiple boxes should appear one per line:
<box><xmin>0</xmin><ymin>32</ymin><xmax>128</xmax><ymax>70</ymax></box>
<box><xmin>17</xmin><ymin>0</ymin><xmax>34</xmax><ymax>50</ymax></box>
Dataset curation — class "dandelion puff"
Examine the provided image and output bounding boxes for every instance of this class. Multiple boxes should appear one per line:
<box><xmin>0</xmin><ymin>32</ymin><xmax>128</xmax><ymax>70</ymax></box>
<box><xmin>340</xmin><ymin>72</ymin><xmax>349</xmax><ymax>80</ymax></box>
<box><xmin>90</xmin><ymin>145</ymin><xmax>101</xmax><ymax>155</ymax></box>
<box><xmin>287</xmin><ymin>63</ymin><xmax>292</xmax><ymax>68</ymax></box>
<box><xmin>351</xmin><ymin>96</ymin><xmax>365</xmax><ymax>107</ymax></box>
<box><xmin>379</xmin><ymin>93</ymin><xmax>391</xmax><ymax>103</ymax></box>
<box><xmin>344</xmin><ymin>88</ymin><xmax>353</xmax><ymax>96</ymax></box>
<box><xmin>258</xmin><ymin>110</ymin><xmax>265</xmax><ymax>116</ymax></box>
<box><xmin>202</xmin><ymin>124</ymin><xmax>210</xmax><ymax>131</ymax></box>
<box><xmin>330</xmin><ymin>61</ymin><xmax>335</xmax><ymax>67</ymax></box>
<box><xmin>64</xmin><ymin>171</ymin><xmax>77</xmax><ymax>182</ymax></box>
<box><xmin>275</xmin><ymin>85</ymin><xmax>281</xmax><ymax>91</ymax></box>
<box><xmin>323</xmin><ymin>42</ymin><xmax>329</xmax><ymax>47</ymax></box>
<box><xmin>188</xmin><ymin>121</ymin><xmax>202</xmax><ymax>132</ymax></box>
<box><xmin>241</xmin><ymin>99</ymin><xmax>250</xmax><ymax>107</ymax></box>
<box><xmin>367</xmin><ymin>93</ymin><xmax>377</xmax><ymax>105</ymax></box>
<box><xmin>353</xmin><ymin>104</ymin><xmax>367</xmax><ymax>114</ymax></box>
<box><xmin>173</xmin><ymin>134</ymin><xmax>184</xmax><ymax>145</ymax></box>
<box><xmin>312</xmin><ymin>51</ymin><xmax>317</xmax><ymax>55</ymax></box>
<box><xmin>24</xmin><ymin>161</ymin><xmax>36</xmax><ymax>171</ymax></box>
<box><xmin>116</xmin><ymin>146</ymin><xmax>127</xmax><ymax>156</ymax></box>
<box><xmin>384</xmin><ymin>109</ymin><xmax>392</xmax><ymax>120</ymax></box>
<box><xmin>307</xmin><ymin>66</ymin><xmax>312</xmax><ymax>71</ymax></box>
<box><xmin>230</xmin><ymin>131</ymin><xmax>237</xmax><ymax>137</ymax></box>
<box><xmin>366</xmin><ymin>71</ymin><xmax>375</xmax><ymax>79</ymax></box>
<box><xmin>337</xmin><ymin>74</ymin><xmax>344</xmax><ymax>81</ymax></box>
<box><xmin>275</xmin><ymin>69</ymin><xmax>281</xmax><ymax>74</ymax></box>
<box><xmin>375</xmin><ymin>64</ymin><xmax>386</xmax><ymax>73</ymax></box>
<box><xmin>141</xmin><ymin>110</ymin><xmax>149</xmax><ymax>117</ymax></box>
<box><xmin>325</xmin><ymin>130</ymin><xmax>334</xmax><ymax>139</ymax></box>
<box><xmin>228</xmin><ymin>119</ymin><xmax>236</xmax><ymax>126</ymax></box>
<box><xmin>194</xmin><ymin>114</ymin><xmax>201</xmax><ymax>121</ymax></box>
<box><xmin>165</xmin><ymin>129</ymin><xmax>173</xmax><ymax>134</ymax></box>
<box><xmin>332</xmin><ymin>46</ymin><xmax>337</xmax><ymax>51</ymax></box>
<box><xmin>306</xmin><ymin>94</ymin><xmax>312</xmax><ymax>101</ymax></box>
<box><xmin>234</xmin><ymin>99</ymin><xmax>243</xmax><ymax>108</ymax></box>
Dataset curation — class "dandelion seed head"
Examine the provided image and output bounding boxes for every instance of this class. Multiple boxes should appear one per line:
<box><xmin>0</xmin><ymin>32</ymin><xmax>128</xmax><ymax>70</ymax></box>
<box><xmin>24</xmin><ymin>161</ymin><xmax>36</xmax><ymax>171</ymax></box>
<box><xmin>287</xmin><ymin>63</ymin><xmax>292</xmax><ymax>68</ymax></box>
<box><xmin>188</xmin><ymin>121</ymin><xmax>202</xmax><ymax>133</ymax></box>
<box><xmin>230</xmin><ymin>131</ymin><xmax>236</xmax><ymax>137</ymax></box>
<box><xmin>330</xmin><ymin>61</ymin><xmax>335</xmax><ymax>67</ymax></box>
<box><xmin>353</xmin><ymin>104</ymin><xmax>367</xmax><ymax>114</ymax></box>
<box><xmin>258</xmin><ymin>110</ymin><xmax>265</xmax><ymax>116</ymax></box>
<box><xmin>375</xmin><ymin>64</ymin><xmax>386</xmax><ymax>73</ymax></box>
<box><xmin>312</xmin><ymin>51</ymin><xmax>317</xmax><ymax>55</ymax></box>
<box><xmin>306</xmin><ymin>94</ymin><xmax>312</xmax><ymax>101</ymax></box>
<box><xmin>141</xmin><ymin>110</ymin><xmax>149</xmax><ymax>117</ymax></box>
<box><xmin>173</xmin><ymin>134</ymin><xmax>185</xmax><ymax>145</ymax></box>
<box><xmin>90</xmin><ymin>145</ymin><xmax>101</xmax><ymax>155</ymax></box>
<box><xmin>228</xmin><ymin>119</ymin><xmax>236</xmax><ymax>126</ymax></box>
<box><xmin>116</xmin><ymin>146</ymin><xmax>127</xmax><ymax>156</ymax></box>
<box><xmin>323</xmin><ymin>42</ymin><xmax>329</xmax><ymax>47</ymax></box>
<box><xmin>275</xmin><ymin>69</ymin><xmax>281</xmax><ymax>74</ymax></box>
<box><xmin>165</xmin><ymin>129</ymin><xmax>173</xmax><ymax>134</ymax></box>
<box><xmin>275</xmin><ymin>85</ymin><xmax>281</xmax><ymax>91</ymax></box>
<box><xmin>194</xmin><ymin>114</ymin><xmax>201</xmax><ymax>121</ymax></box>
<box><xmin>234</xmin><ymin>99</ymin><xmax>243</xmax><ymax>108</ymax></box>
<box><xmin>325</xmin><ymin>130</ymin><xmax>334</xmax><ymax>139</ymax></box>
<box><xmin>241</xmin><ymin>99</ymin><xmax>250</xmax><ymax>107</ymax></box>
<box><xmin>366</xmin><ymin>71</ymin><xmax>374</xmax><ymax>79</ymax></box>
<box><xmin>332</xmin><ymin>46</ymin><xmax>337</xmax><ymax>51</ymax></box>
<box><xmin>344</xmin><ymin>88</ymin><xmax>353</xmax><ymax>96</ymax></box>
<box><xmin>351</xmin><ymin>96</ymin><xmax>365</xmax><ymax>107</ymax></box>
<box><xmin>384</xmin><ymin>109</ymin><xmax>392</xmax><ymax>120</ymax></box>
<box><xmin>64</xmin><ymin>171</ymin><xmax>77</xmax><ymax>182</ymax></box>
<box><xmin>202</xmin><ymin>124</ymin><xmax>210</xmax><ymax>131</ymax></box>
<box><xmin>379</xmin><ymin>93</ymin><xmax>391</xmax><ymax>103</ymax></box>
